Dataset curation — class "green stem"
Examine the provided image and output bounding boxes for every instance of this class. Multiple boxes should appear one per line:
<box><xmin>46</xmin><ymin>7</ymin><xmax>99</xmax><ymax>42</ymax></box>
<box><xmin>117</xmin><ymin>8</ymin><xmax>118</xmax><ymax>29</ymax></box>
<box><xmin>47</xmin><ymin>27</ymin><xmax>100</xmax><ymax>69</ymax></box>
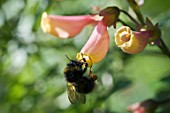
<box><xmin>120</xmin><ymin>9</ymin><xmax>140</xmax><ymax>26</ymax></box>
<box><xmin>159</xmin><ymin>38</ymin><xmax>170</xmax><ymax>58</ymax></box>
<box><xmin>127</xmin><ymin>0</ymin><xmax>145</xmax><ymax>25</ymax></box>
<box><xmin>118</xmin><ymin>19</ymin><xmax>129</xmax><ymax>26</ymax></box>
<box><xmin>118</xmin><ymin>19</ymin><xmax>135</xmax><ymax>30</ymax></box>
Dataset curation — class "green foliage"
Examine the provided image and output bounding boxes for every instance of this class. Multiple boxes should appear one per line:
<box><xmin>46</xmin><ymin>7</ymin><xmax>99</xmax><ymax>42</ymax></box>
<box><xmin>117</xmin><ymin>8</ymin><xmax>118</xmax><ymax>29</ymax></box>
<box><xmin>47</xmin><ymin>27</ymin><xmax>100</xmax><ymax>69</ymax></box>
<box><xmin>0</xmin><ymin>0</ymin><xmax>170</xmax><ymax>113</ymax></box>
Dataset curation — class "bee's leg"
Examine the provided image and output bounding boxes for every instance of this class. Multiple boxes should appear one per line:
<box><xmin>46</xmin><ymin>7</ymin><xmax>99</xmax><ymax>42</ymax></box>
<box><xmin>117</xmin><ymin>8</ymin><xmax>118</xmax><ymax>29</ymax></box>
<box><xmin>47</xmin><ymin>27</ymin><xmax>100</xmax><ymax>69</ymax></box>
<box><xmin>89</xmin><ymin>67</ymin><xmax>92</xmax><ymax>75</ymax></box>
<box><xmin>82</xmin><ymin>58</ymin><xmax>88</xmax><ymax>73</ymax></box>
<box><xmin>89</xmin><ymin>67</ymin><xmax>97</xmax><ymax>81</ymax></box>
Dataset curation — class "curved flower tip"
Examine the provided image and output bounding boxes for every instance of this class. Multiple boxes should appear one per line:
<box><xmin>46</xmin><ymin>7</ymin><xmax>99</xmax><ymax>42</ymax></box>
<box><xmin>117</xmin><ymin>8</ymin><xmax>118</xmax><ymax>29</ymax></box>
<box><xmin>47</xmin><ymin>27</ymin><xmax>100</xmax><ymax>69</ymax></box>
<box><xmin>115</xmin><ymin>26</ymin><xmax>151</xmax><ymax>54</ymax></box>
<box><xmin>80</xmin><ymin>20</ymin><xmax>109</xmax><ymax>64</ymax></box>
<box><xmin>41</xmin><ymin>12</ymin><xmax>97</xmax><ymax>38</ymax></box>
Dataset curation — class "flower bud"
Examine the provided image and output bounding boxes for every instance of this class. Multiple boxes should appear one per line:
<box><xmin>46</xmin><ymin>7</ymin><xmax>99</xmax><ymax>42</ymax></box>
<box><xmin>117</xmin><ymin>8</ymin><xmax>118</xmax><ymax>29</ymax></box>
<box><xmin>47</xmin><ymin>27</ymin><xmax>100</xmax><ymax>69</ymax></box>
<box><xmin>41</xmin><ymin>12</ymin><xmax>97</xmax><ymax>38</ymax></box>
<box><xmin>115</xmin><ymin>26</ymin><xmax>152</xmax><ymax>54</ymax></box>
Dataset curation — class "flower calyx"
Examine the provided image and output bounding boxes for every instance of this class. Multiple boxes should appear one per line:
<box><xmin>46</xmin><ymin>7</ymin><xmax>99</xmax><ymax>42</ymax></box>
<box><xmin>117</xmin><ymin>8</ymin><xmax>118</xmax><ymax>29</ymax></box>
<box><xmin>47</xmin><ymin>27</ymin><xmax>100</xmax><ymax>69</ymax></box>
<box><xmin>145</xmin><ymin>17</ymin><xmax>161</xmax><ymax>43</ymax></box>
<box><xmin>99</xmin><ymin>6</ymin><xmax>120</xmax><ymax>28</ymax></box>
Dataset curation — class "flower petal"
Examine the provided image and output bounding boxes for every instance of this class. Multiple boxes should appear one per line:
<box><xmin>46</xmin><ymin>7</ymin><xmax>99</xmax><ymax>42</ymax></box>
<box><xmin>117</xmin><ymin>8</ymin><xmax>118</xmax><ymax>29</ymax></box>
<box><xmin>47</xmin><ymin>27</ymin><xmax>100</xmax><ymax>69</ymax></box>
<box><xmin>41</xmin><ymin>12</ymin><xmax>97</xmax><ymax>38</ymax></box>
<box><xmin>80</xmin><ymin>20</ymin><xmax>109</xmax><ymax>63</ymax></box>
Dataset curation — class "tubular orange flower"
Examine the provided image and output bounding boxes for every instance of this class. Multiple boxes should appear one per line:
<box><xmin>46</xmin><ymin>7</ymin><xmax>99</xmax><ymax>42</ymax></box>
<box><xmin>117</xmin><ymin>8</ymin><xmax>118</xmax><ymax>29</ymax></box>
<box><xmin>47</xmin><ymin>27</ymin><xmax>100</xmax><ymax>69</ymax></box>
<box><xmin>115</xmin><ymin>26</ymin><xmax>152</xmax><ymax>54</ymax></box>
<box><xmin>41</xmin><ymin>12</ymin><xmax>98</xmax><ymax>38</ymax></box>
<box><xmin>77</xmin><ymin>20</ymin><xmax>109</xmax><ymax>66</ymax></box>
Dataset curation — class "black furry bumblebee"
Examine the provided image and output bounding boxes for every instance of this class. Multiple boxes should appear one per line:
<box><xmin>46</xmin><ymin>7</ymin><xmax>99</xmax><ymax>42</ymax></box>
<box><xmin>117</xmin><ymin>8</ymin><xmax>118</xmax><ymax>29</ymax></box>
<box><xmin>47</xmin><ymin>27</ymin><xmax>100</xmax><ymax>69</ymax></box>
<box><xmin>64</xmin><ymin>55</ymin><xmax>97</xmax><ymax>104</ymax></box>
<box><xmin>64</xmin><ymin>55</ymin><xmax>88</xmax><ymax>83</ymax></box>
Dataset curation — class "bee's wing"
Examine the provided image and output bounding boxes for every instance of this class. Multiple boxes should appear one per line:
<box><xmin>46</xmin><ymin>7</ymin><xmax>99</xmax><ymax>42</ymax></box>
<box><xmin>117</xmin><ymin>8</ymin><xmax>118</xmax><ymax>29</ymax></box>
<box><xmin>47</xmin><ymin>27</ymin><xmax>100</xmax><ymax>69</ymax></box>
<box><xmin>67</xmin><ymin>82</ymin><xmax>77</xmax><ymax>104</ymax></box>
<box><xmin>75</xmin><ymin>91</ymin><xmax>86</xmax><ymax>104</ymax></box>
<box><xmin>67</xmin><ymin>82</ymin><xmax>86</xmax><ymax>104</ymax></box>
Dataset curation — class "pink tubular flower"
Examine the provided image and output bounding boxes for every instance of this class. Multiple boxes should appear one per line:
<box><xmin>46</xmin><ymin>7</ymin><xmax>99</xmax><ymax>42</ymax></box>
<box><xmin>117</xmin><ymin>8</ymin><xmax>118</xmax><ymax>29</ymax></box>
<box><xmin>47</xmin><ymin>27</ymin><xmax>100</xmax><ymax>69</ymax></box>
<box><xmin>77</xmin><ymin>19</ymin><xmax>109</xmax><ymax>66</ymax></box>
<box><xmin>41</xmin><ymin>12</ymin><xmax>98</xmax><ymax>38</ymax></box>
<box><xmin>128</xmin><ymin>102</ymin><xmax>146</xmax><ymax>113</ymax></box>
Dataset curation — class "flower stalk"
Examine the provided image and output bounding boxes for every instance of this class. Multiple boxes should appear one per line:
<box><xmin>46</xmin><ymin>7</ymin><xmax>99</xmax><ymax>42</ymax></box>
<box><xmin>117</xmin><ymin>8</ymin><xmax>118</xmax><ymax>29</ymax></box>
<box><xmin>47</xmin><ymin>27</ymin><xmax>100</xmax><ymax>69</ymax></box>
<box><xmin>127</xmin><ymin>0</ymin><xmax>145</xmax><ymax>25</ymax></box>
<box><xmin>159</xmin><ymin>38</ymin><xmax>170</xmax><ymax>58</ymax></box>
<box><xmin>120</xmin><ymin>9</ymin><xmax>140</xmax><ymax>26</ymax></box>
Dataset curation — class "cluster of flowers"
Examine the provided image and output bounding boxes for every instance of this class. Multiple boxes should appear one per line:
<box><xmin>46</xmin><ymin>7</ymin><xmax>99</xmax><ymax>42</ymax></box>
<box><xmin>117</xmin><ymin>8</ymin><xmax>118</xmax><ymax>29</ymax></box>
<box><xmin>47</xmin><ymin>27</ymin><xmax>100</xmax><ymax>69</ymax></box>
<box><xmin>41</xmin><ymin>6</ymin><xmax>160</xmax><ymax>67</ymax></box>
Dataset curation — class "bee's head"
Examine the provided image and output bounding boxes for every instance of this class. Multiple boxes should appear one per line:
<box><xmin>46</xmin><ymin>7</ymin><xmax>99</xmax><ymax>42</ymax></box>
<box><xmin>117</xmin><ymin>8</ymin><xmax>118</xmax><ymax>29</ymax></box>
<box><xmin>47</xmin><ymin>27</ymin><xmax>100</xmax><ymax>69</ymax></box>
<box><xmin>65</xmin><ymin>55</ymin><xmax>84</xmax><ymax>67</ymax></box>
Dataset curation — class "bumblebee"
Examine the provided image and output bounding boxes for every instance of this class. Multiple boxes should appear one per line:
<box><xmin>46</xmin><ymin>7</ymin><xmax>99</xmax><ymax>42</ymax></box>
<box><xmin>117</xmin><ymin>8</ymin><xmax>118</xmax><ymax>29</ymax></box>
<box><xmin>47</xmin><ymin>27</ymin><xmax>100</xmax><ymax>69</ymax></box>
<box><xmin>64</xmin><ymin>55</ymin><xmax>97</xmax><ymax>104</ymax></box>
<box><xmin>64</xmin><ymin>55</ymin><xmax>88</xmax><ymax>83</ymax></box>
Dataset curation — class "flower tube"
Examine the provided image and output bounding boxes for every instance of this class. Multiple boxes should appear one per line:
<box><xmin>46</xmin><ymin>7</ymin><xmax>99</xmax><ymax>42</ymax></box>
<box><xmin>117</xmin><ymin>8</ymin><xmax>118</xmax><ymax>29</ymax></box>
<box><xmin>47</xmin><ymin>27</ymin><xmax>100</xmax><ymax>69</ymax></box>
<box><xmin>115</xmin><ymin>26</ymin><xmax>152</xmax><ymax>54</ymax></box>
<box><xmin>77</xmin><ymin>19</ymin><xmax>109</xmax><ymax>67</ymax></box>
<box><xmin>41</xmin><ymin>12</ymin><xmax>98</xmax><ymax>38</ymax></box>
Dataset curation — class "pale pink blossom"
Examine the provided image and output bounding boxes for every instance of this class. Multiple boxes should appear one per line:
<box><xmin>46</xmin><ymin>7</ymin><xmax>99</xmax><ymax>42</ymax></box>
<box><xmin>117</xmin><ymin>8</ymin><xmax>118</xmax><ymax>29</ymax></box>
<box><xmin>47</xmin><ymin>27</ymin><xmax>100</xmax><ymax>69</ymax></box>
<box><xmin>128</xmin><ymin>99</ymin><xmax>158</xmax><ymax>113</ymax></box>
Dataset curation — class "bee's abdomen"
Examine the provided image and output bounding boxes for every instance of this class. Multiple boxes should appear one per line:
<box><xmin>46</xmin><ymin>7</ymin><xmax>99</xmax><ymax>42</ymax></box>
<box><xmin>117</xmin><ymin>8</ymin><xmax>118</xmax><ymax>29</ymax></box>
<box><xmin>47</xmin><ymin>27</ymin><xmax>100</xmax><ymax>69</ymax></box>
<box><xmin>75</xmin><ymin>77</ymin><xmax>95</xmax><ymax>94</ymax></box>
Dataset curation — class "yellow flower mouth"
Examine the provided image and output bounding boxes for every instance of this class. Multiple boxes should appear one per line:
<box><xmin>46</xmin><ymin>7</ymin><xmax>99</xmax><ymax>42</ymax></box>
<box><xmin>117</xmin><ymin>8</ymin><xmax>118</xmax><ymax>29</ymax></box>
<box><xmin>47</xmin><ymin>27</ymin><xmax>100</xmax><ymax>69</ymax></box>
<box><xmin>76</xmin><ymin>53</ymin><xmax>93</xmax><ymax>67</ymax></box>
<box><xmin>115</xmin><ymin>26</ymin><xmax>132</xmax><ymax>47</ymax></box>
<box><xmin>120</xmin><ymin>31</ymin><xmax>131</xmax><ymax>42</ymax></box>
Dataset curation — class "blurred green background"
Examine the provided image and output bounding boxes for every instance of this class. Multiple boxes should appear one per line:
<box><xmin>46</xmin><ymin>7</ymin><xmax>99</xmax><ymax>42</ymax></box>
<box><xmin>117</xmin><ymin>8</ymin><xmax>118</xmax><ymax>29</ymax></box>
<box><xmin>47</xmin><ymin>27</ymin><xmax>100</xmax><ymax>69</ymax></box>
<box><xmin>0</xmin><ymin>0</ymin><xmax>170</xmax><ymax>113</ymax></box>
